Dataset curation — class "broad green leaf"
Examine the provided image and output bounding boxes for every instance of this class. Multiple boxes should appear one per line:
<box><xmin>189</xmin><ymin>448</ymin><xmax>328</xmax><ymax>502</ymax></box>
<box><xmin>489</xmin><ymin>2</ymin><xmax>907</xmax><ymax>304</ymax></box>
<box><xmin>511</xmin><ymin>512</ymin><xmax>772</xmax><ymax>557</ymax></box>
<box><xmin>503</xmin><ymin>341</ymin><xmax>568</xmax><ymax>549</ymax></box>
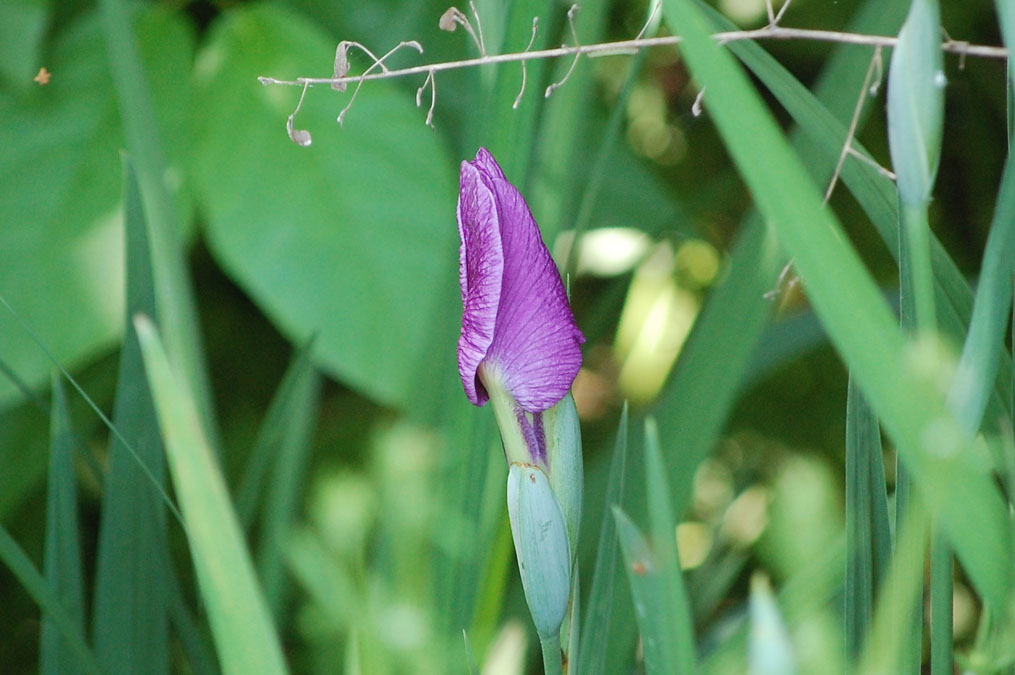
<box><xmin>135</xmin><ymin>316</ymin><xmax>288</xmax><ymax>675</ymax></box>
<box><xmin>662</xmin><ymin>0</ymin><xmax>1012</xmax><ymax>607</ymax></box>
<box><xmin>92</xmin><ymin>157</ymin><xmax>170</xmax><ymax>674</ymax></box>
<box><xmin>191</xmin><ymin>4</ymin><xmax>457</xmax><ymax>409</ymax></box>
<box><xmin>0</xmin><ymin>6</ymin><xmax>193</xmax><ymax>408</ymax></box>
<box><xmin>0</xmin><ymin>0</ymin><xmax>48</xmax><ymax>85</ymax></box>
<box><xmin>41</xmin><ymin>376</ymin><xmax>86</xmax><ymax>675</ymax></box>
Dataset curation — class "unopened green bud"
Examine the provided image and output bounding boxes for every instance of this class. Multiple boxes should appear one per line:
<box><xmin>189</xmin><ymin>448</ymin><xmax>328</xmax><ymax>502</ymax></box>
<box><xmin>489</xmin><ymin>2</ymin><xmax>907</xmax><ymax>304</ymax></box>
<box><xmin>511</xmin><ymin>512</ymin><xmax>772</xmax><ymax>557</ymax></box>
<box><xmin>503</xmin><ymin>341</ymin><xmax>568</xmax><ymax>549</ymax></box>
<box><xmin>887</xmin><ymin>0</ymin><xmax>944</xmax><ymax>207</ymax></box>
<box><xmin>506</xmin><ymin>463</ymin><xmax>572</xmax><ymax>640</ymax></box>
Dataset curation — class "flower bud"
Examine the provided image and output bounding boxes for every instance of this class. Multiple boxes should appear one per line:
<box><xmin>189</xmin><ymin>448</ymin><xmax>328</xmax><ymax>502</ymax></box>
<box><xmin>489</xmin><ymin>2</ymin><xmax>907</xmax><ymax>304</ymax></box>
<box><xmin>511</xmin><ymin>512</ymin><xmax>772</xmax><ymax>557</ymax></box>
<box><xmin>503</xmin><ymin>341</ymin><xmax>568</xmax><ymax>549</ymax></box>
<box><xmin>506</xmin><ymin>463</ymin><xmax>572</xmax><ymax>639</ymax></box>
<box><xmin>887</xmin><ymin>0</ymin><xmax>944</xmax><ymax>207</ymax></box>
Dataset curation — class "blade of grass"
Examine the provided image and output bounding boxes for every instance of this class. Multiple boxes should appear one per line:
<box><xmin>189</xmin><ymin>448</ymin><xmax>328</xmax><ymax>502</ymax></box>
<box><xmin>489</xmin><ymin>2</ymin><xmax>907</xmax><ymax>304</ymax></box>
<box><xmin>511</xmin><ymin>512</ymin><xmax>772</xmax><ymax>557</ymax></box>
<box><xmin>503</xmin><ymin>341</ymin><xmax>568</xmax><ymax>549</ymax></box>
<box><xmin>135</xmin><ymin>315</ymin><xmax>288</xmax><ymax>675</ymax></box>
<box><xmin>653</xmin><ymin>0</ymin><xmax>911</xmax><ymax>521</ymax></box>
<box><xmin>643</xmin><ymin>417</ymin><xmax>696</xmax><ymax>671</ymax></box>
<box><xmin>662</xmin><ymin>0</ymin><xmax>1013</xmax><ymax>607</ymax></box>
<box><xmin>748</xmin><ymin>575</ymin><xmax>795</xmax><ymax>675</ymax></box>
<box><xmin>578</xmin><ymin>403</ymin><xmax>628</xmax><ymax>675</ymax></box>
<box><xmin>709</xmin><ymin>3</ymin><xmax>1014</xmax><ymax>428</ymax></box>
<box><xmin>613</xmin><ymin>505</ymin><xmax>694</xmax><ymax>674</ymax></box>
<box><xmin>844</xmin><ymin>374</ymin><xmax>889</xmax><ymax>664</ymax></box>
<box><xmin>92</xmin><ymin>155</ymin><xmax>170</xmax><ymax>674</ymax></box>
<box><xmin>948</xmin><ymin>156</ymin><xmax>1015</xmax><ymax>434</ymax></box>
<box><xmin>235</xmin><ymin>341</ymin><xmax>317</xmax><ymax>530</ymax></box>
<box><xmin>98</xmin><ymin>0</ymin><xmax>217</xmax><ymax>443</ymax></box>
<box><xmin>0</xmin><ymin>523</ymin><xmax>99</xmax><ymax>674</ymax></box>
<box><xmin>41</xmin><ymin>375</ymin><xmax>86</xmax><ymax>675</ymax></box>
<box><xmin>888</xmin><ymin>1</ymin><xmax>947</xmax><ymax>668</ymax></box>
<box><xmin>859</xmin><ymin>504</ymin><xmax>929</xmax><ymax>674</ymax></box>
<box><xmin>463</xmin><ymin>629</ymin><xmax>480</xmax><ymax>675</ymax></box>
<box><xmin>257</xmin><ymin>365</ymin><xmax>321</xmax><ymax>615</ymax></box>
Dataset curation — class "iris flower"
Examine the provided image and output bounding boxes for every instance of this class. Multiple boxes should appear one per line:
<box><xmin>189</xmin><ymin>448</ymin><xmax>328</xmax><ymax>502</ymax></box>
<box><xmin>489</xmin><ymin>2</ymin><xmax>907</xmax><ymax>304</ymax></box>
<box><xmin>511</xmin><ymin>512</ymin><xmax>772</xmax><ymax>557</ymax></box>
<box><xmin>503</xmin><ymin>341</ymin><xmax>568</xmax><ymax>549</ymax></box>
<box><xmin>456</xmin><ymin>147</ymin><xmax>584</xmax><ymax>649</ymax></box>
<box><xmin>457</xmin><ymin>147</ymin><xmax>585</xmax><ymax>456</ymax></box>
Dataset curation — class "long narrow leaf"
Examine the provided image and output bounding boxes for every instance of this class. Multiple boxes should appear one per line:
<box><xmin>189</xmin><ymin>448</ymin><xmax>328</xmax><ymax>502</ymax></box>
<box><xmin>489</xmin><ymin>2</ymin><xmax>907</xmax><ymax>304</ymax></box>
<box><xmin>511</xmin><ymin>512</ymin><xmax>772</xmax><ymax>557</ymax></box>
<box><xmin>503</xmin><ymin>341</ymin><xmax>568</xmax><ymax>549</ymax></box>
<box><xmin>92</xmin><ymin>155</ymin><xmax>170</xmax><ymax>675</ymax></box>
<box><xmin>98</xmin><ymin>0</ymin><xmax>217</xmax><ymax>443</ymax></box>
<box><xmin>844</xmin><ymin>374</ymin><xmax>890</xmax><ymax>663</ymax></box>
<box><xmin>236</xmin><ymin>342</ymin><xmax>317</xmax><ymax>529</ymax></box>
<box><xmin>41</xmin><ymin>376</ymin><xmax>86</xmax><ymax>675</ymax></box>
<box><xmin>257</xmin><ymin>365</ymin><xmax>320</xmax><ymax>614</ymax></box>
<box><xmin>947</xmin><ymin>156</ymin><xmax>1015</xmax><ymax>434</ymax></box>
<box><xmin>0</xmin><ymin>524</ymin><xmax>99</xmax><ymax>674</ymax></box>
<box><xmin>135</xmin><ymin>316</ymin><xmax>288</xmax><ymax>675</ymax></box>
<box><xmin>578</xmin><ymin>403</ymin><xmax>629</xmax><ymax>675</ymax></box>
<box><xmin>661</xmin><ymin>0</ymin><xmax>1013</xmax><ymax>607</ymax></box>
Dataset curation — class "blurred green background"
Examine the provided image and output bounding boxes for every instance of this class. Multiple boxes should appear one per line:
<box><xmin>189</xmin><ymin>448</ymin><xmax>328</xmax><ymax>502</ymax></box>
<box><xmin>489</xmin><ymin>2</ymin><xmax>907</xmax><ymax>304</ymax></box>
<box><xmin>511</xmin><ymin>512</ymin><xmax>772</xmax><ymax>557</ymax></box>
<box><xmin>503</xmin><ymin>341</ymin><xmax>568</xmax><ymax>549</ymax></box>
<box><xmin>0</xmin><ymin>0</ymin><xmax>1010</xmax><ymax>671</ymax></box>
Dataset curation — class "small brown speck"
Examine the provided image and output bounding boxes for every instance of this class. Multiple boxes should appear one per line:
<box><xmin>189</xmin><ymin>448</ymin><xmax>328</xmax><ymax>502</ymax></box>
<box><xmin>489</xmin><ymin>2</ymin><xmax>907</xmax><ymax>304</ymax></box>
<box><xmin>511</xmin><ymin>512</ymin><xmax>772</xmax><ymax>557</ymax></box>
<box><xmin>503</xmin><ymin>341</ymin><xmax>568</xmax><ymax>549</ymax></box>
<box><xmin>34</xmin><ymin>67</ymin><xmax>51</xmax><ymax>85</ymax></box>
<box><xmin>631</xmin><ymin>561</ymin><xmax>647</xmax><ymax>575</ymax></box>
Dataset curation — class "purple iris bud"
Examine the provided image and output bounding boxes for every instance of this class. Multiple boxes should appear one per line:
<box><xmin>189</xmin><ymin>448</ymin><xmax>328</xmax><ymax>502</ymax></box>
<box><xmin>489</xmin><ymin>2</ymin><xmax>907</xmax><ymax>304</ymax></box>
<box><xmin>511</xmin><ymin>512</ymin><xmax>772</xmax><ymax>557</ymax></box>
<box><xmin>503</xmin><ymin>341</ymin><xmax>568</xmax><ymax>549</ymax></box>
<box><xmin>457</xmin><ymin>148</ymin><xmax>585</xmax><ymax>411</ymax></box>
<box><xmin>456</xmin><ymin>148</ymin><xmax>585</xmax><ymax>465</ymax></box>
<box><xmin>457</xmin><ymin>148</ymin><xmax>585</xmax><ymax>643</ymax></box>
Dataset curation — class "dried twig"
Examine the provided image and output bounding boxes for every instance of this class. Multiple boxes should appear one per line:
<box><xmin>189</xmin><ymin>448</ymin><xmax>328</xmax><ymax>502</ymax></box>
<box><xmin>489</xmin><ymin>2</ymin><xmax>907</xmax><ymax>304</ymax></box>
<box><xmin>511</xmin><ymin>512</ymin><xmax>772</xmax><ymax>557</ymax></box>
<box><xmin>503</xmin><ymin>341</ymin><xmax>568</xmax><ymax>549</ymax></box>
<box><xmin>416</xmin><ymin>69</ymin><xmax>437</xmax><ymax>127</ymax></box>
<box><xmin>545</xmin><ymin>5</ymin><xmax>583</xmax><ymax>98</ymax></box>
<box><xmin>336</xmin><ymin>40</ymin><xmax>423</xmax><ymax>125</ymax></box>
<box><xmin>824</xmin><ymin>47</ymin><xmax>885</xmax><ymax>202</ymax></box>
<box><xmin>260</xmin><ymin>26</ymin><xmax>1008</xmax><ymax>92</ymax></box>
<box><xmin>514</xmin><ymin>18</ymin><xmax>540</xmax><ymax>109</ymax></box>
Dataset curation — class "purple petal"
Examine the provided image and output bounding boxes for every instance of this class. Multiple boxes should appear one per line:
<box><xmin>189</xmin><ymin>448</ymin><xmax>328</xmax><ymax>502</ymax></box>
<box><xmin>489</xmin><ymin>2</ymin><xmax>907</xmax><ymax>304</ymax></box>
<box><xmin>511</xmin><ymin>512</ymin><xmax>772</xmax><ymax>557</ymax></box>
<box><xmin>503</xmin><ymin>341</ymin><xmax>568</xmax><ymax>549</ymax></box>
<box><xmin>457</xmin><ymin>148</ymin><xmax>585</xmax><ymax>412</ymax></box>
<box><xmin>457</xmin><ymin>158</ymin><xmax>504</xmax><ymax>406</ymax></box>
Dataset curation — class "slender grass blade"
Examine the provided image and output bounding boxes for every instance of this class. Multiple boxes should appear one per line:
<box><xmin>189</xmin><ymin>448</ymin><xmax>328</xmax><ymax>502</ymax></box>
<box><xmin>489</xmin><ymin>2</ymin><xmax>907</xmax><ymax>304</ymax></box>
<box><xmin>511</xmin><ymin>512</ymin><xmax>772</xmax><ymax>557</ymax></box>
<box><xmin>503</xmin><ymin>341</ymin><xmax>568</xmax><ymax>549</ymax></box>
<box><xmin>135</xmin><ymin>316</ymin><xmax>288</xmax><ymax>675</ymax></box>
<box><xmin>41</xmin><ymin>376</ymin><xmax>86</xmax><ymax>675</ymax></box>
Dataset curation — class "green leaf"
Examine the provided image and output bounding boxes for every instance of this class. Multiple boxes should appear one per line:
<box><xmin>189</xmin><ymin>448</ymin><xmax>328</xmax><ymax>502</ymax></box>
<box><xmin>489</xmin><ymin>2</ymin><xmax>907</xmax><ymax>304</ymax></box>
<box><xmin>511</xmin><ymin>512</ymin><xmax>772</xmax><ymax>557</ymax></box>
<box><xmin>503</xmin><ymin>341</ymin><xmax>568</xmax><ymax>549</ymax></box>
<box><xmin>91</xmin><ymin>156</ymin><xmax>171</xmax><ymax>674</ymax></box>
<box><xmin>844</xmin><ymin>374</ymin><xmax>891</xmax><ymax>663</ymax></box>
<box><xmin>0</xmin><ymin>6</ymin><xmax>193</xmax><ymax>408</ymax></box>
<box><xmin>41</xmin><ymin>375</ymin><xmax>86</xmax><ymax>675</ymax></box>
<box><xmin>662</xmin><ymin>0</ymin><xmax>1012</xmax><ymax>606</ymax></box>
<box><xmin>947</xmin><ymin>156</ymin><xmax>1015</xmax><ymax>435</ymax></box>
<box><xmin>651</xmin><ymin>0</ymin><xmax>911</xmax><ymax>522</ymax></box>
<box><xmin>0</xmin><ymin>524</ymin><xmax>99</xmax><ymax>675</ymax></box>
<box><xmin>578</xmin><ymin>404</ymin><xmax>628</xmax><ymax>675</ymax></box>
<box><xmin>236</xmin><ymin>341</ymin><xmax>317</xmax><ymax>529</ymax></box>
<box><xmin>256</xmin><ymin>363</ymin><xmax>320</xmax><ymax>615</ymax></box>
<box><xmin>613</xmin><ymin>502</ymin><xmax>695</xmax><ymax>675</ymax></box>
<box><xmin>135</xmin><ymin>315</ymin><xmax>288</xmax><ymax>675</ymax></box>
<box><xmin>98</xmin><ymin>0</ymin><xmax>214</xmax><ymax>437</ymax></box>
<box><xmin>190</xmin><ymin>4</ymin><xmax>457</xmax><ymax>409</ymax></box>
<box><xmin>643</xmin><ymin>418</ymin><xmax>696</xmax><ymax>672</ymax></box>
<box><xmin>0</xmin><ymin>0</ymin><xmax>48</xmax><ymax>85</ymax></box>
<box><xmin>717</xmin><ymin>2</ymin><xmax>1012</xmax><ymax>428</ymax></box>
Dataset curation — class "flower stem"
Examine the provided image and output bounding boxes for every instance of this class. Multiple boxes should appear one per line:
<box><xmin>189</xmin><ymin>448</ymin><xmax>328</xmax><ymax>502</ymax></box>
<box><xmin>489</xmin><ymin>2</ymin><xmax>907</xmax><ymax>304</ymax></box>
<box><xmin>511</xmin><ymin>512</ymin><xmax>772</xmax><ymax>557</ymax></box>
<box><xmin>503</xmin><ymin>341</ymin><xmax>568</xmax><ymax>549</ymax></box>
<box><xmin>539</xmin><ymin>634</ymin><xmax>563</xmax><ymax>675</ymax></box>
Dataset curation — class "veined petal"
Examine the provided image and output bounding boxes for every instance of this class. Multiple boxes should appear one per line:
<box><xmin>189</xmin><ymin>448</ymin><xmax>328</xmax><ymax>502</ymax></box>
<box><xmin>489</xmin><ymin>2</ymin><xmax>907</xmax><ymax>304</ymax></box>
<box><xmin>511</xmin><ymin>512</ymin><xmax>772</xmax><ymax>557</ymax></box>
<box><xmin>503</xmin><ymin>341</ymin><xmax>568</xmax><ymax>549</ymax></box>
<box><xmin>457</xmin><ymin>148</ymin><xmax>585</xmax><ymax>413</ymax></box>
<box><xmin>457</xmin><ymin>158</ymin><xmax>504</xmax><ymax>406</ymax></box>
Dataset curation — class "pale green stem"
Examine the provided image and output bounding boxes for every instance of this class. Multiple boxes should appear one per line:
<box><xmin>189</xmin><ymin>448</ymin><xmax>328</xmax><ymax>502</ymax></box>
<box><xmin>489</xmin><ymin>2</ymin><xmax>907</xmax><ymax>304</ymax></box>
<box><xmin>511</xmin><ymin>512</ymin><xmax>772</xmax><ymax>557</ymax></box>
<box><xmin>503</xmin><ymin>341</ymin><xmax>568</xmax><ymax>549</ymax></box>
<box><xmin>901</xmin><ymin>202</ymin><xmax>937</xmax><ymax>336</ymax></box>
<box><xmin>540</xmin><ymin>634</ymin><xmax>563</xmax><ymax>675</ymax></box>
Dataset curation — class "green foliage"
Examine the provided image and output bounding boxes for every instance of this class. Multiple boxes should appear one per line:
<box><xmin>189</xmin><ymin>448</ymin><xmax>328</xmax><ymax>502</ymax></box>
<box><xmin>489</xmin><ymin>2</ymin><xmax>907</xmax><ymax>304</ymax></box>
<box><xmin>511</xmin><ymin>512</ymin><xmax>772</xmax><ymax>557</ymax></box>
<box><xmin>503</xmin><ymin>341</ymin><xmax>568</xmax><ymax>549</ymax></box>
<box><xmin>1</xmin><ymin>0</ymin><xmax>1014</xmax><ymax>673</ymax></box>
